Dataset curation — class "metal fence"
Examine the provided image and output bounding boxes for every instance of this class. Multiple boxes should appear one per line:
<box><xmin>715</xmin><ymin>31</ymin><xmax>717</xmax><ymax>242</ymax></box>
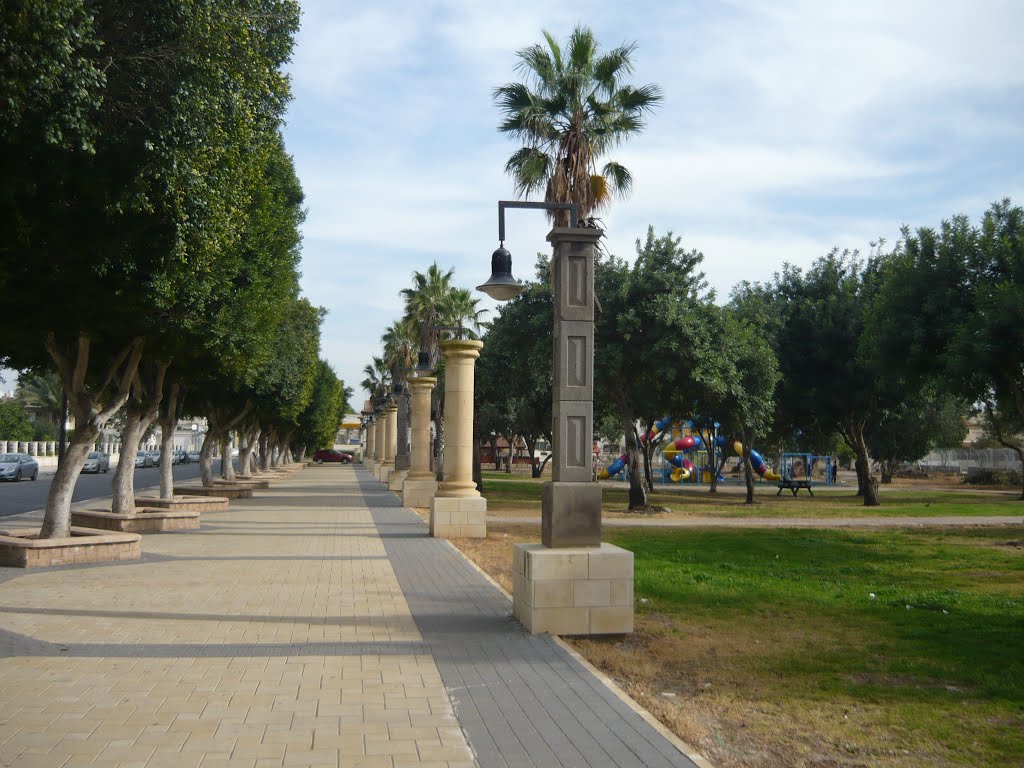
<box><xmin>915</xmin><ymin>448</ymin><xmax>1022</xmax><ymax>474</ymax></box>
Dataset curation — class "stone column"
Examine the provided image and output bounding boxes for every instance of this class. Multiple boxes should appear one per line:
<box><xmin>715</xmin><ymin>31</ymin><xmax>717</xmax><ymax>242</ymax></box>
<box><xmin>379</xmin><ymin>404</ymin><xmax>397</xmax><ymax>484</ymax></box>
<box><xmin>365</xmin><ymin>419</ymin><xmax>376</xmax><ymax>471</ymax></box>
<box><xmin>513</xmin><ymin>226</ymin><xmax>633</xmax><ymax>636</ymax></box>
<box><xmin>430</xmin><ymin>339</ymin><xmax>486</xmax><ymax>538</ymax></box>
<box><xmin>373</xmin><ymin>414</ymin><xmax>385</xmax><ymax>479</ymax></box>
<box><xmin>388</xmin><ymin>390</ymin><xmax>410</xmax><ymax>491</ymax></box>
<box><xmin>402</xmin><ymin>376</ymin><xmax>438</xmax><ymax>507</ymax></box>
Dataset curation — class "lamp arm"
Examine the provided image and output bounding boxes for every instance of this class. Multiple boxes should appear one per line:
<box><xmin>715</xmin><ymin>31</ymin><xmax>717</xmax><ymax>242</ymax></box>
<box><xmin>497</xmin><ymin>201</ymin><xmax>578</xmax><ymax>243</ymax></box>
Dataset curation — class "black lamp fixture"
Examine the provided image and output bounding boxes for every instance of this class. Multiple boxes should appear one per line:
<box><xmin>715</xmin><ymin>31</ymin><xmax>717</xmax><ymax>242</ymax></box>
<box><xmin>476</xmin><ymin>200</ymin><xmax>579</xmax><ymax>302</ymax></box>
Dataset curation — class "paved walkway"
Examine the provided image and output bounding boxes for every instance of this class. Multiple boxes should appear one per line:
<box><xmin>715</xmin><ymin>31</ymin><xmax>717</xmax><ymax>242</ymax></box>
<box><xmin>0</xmin><ymin>466</ymin><xmax>700</xmax><ymax>768</ymax></box>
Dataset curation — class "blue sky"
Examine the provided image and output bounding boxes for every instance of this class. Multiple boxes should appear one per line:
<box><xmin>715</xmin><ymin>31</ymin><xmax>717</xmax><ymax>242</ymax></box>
<box><xmin>4</xmin><ymin>1</ymin><xmax>1023</xmax><ymax>405</ymax></box>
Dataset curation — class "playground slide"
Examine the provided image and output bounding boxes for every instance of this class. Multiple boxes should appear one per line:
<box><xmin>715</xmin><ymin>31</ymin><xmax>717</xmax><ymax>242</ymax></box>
<box><xmin>727</xmin><ymin>439</ymin><xmax>782</xmax><ymax>482</ymax></box>
<box><xmin>663</xmin><ymin>435</ymin><xmax>703</xmax><ymax>482</ymax></box>
<box><xmin>597</xmin><ymin>417</ymin><xmax>671</xmax><ymax>480</ymax></box>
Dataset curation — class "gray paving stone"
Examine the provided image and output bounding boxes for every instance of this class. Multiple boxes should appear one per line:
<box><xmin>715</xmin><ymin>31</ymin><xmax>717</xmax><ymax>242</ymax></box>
<box><xmin>358</xmin><ymin>468</ymin><xmax>700</xmax><ymax>768</ymax></box>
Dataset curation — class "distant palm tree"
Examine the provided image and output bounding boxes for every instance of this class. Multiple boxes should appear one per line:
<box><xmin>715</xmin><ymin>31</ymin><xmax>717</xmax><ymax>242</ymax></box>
<box><xmin>16</xmin><ymin>370</ymin><xmax>62</xmax><ymax>430</ymax></box>
<box><xmin>360</xmin><ymin>357</ymin><xmax>389</xmax><ymax>405</ymax></box>
<box><xmin>400</xmin><ymin>263</ymin><xmax>488</xmax><ymax>367</ymax></box>
<box><xmin>494</xmin><ymin>25</ymin><xmax>662</xmax><ymax>225</ymax></box>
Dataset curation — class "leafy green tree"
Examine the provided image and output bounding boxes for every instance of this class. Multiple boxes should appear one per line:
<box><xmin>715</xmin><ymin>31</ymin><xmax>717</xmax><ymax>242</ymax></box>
<box><xmin>595</xmin><ymin>227</ymin><xmax>721</xmax><ymax>509</ymax></box>
<box><xmin>0</xmin><ymin>0</ymin><xmax>300</xmax><ymax>534</ymax></box>
<box><xmin>711</xmin><ymin>309</ymin><xmax>781</xmax><ymax>504</ymax></box>
<box><xmin>866</xmin><ymin>386</ymin><xmax>969</xmax><ymax>483</ymax></box>
<box><xmin>295</xmin><ymin>361</ymin><xmax>345</xmax><ymax>457</ymax></box>
<box><xmin>0</xmin><ymin>400</ymin><xmax>34</xmax><ymax>442</ymax></box>
<box><xmin>476</xmin><ymin>263</ymin><xmax>554</xmax><ymax>477</ymax></box>
<box><xmin>494</xmin><ymin>26</ymin><xmax>662</xmax><ymax>224</ymax></box>
<box><xmin>868</xmin><ymin>199</ymin><xmax>1024</xmax><ymax>497</ymax></box>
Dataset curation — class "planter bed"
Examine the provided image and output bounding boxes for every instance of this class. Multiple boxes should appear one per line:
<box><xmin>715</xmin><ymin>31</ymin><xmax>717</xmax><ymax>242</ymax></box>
<box><xmin>214</xmin><ymin>477</ymin><xmax>270</xmax><ymax>489</ymax></box>
<box><xmin>71</xmin><ymin>508</ymin><xmax>200</xmax><ymax>534</ymax></box>
<box><xmin>0</xmin><ymin>526</ymin><xmax>141</xmax><ymax>568</ymax></box>
<box><xmin>135</xmin><ymin>495</ymin><xmax>229</xmax><ymax>513</ymax></box>
<box><xmin>174</xmin><ymin>484</ymin><xmax>253</xmax><ymax>499</ymax></box>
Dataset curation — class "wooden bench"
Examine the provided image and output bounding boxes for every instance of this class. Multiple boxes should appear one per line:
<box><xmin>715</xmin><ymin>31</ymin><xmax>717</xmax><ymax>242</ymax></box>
<box><xmin>777</xmin><ymin>478</ymin><xmax>813</xmax><ymax>496</ymax></box>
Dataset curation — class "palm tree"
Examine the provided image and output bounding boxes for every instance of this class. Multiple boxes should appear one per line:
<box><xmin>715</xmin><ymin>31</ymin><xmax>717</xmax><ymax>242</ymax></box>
<box><xmin>360</xmin><ymin>356</ymin><xmax>389</xmax><ymax>405</ymax></box>
<box><xmin>494</xmin><ymin>26</ymin><xmax>662</xmax><ymax>224</ymax></box>
<box><xmin>16</xmin><ymin>370</ymin><xmax>63</xmax><ymax>432</ymax></box>
<box><xmin>400</xmin><ymin>263</ymin><xmax>487</xmax><ymax>366</ymax></box>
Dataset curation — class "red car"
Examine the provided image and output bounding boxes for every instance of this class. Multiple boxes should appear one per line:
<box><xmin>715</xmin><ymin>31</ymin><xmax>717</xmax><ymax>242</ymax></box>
<box><xmin>312</xmin><ymin>449</ymin><xmax>353</xmax><ymax>464</ymax></box>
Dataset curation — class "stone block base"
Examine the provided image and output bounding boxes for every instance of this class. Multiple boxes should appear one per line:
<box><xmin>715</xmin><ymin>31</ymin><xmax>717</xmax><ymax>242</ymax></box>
<box><xmin>402</xmin><ymin>478</ymin><xmax>438</xmax><ymax>507</ymax></box>
<box><xmin>174</xmin><ymin>485</ymin><xmax>253</xmax><ymax>499</ymax></box>
<box><xmin>135</xmin><ymin>495</ymin><xmax>229</xmax><ymax>513</ymax></box>
<box><xmin>387</xmin><ymin>469</ymin><xmax>408</xmax><ymax>492</ymax></box>
<box><xmin>430</xmin><ymin>496</ymin><xmax>487</xmax><ymax>538</ymax></box>
<box><xmin>71</xmin><ymin>508</ymin><xmax>200</xmax><ymax>534</ymax></box>
<box><xmin>378</xmin><ymin>464</ymin><xmax>394</xmax><ymax>485</ymax></box>
<box><xmin>512</xmin><ymin>543</ymin><xmax>634</xmax><ymax>635</ymax></box>
<box><xmin>0</xmin><ymin>527</ymin><xmax>141</xmax><ymax>568</ymax></box>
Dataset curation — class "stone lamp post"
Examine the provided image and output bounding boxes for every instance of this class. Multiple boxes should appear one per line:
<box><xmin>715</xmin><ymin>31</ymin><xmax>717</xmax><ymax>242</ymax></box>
<box><xmin>429</xmin><ymin>338</ymin><xmax>486</xmax><ymax>538</ymax></box>
<box><xmin>402</xmin><ymin>374</ymin><xmax>438</xmax><ymax>507</ymax></box>
<box><xmin>477</xmin><ymin>200</ymin><xmax>634</xmax><ymax>636</ymax></box>
<box><xmin>360</xmin><ymin>411</ymin><xmax>373</xmax><ymax>465</ymax></box>
<box><xmin>373</xmin><ymin>402</ymin><xmax>386</xmax><ymax>478</ymax></box>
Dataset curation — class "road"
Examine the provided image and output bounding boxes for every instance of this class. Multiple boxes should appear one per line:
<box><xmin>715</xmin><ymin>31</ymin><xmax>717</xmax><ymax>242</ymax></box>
<box><xmin>0</xmin><ymin>462</ymin><xmax>219</xmax><ymax>518</ymax></box>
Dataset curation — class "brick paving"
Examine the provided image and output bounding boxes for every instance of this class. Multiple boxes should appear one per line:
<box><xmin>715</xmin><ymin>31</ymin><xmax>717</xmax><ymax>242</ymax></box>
<box><xmin>0</xmin><ymin>466</ymin><xmax>700</xmax><ymax>768</ymax></box>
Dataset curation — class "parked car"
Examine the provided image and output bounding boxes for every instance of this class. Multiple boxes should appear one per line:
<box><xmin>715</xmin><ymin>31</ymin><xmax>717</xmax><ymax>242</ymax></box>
<box><xmin>145</xmin><ymin>450</ymin><xmax>161</xmax><ymax>466</ymax></box>
<box><xmin>135</xmin><ymin>451</ymin><xmax>156</xmax><ymax>468</ymax></box>
<box><xmin>312</xmin><ymin>449</ymin><xmax>353</xmax><ymax>465</ymax></box>
<box><xmin>187</xmin><ymin>451</ymin><xmax>201</xmax><ymax>463</ymax></box>
<box><xmin>0</xmin><ymin>452</ymin><xmax>39</xmax><ymax>481</ymax></box>
<box><xmin>173</xmin><ymin>450</ymin><xmax>191</xmax><ymax>465</ymax></box>
<box><xmin>83</xmin><ymin>451</ymin><xmax>110</xmax><ymax>474</ymax></box>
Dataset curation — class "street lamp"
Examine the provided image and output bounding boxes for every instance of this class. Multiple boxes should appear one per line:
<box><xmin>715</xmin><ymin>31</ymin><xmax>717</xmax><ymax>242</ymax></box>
<box><xmin>477</xmin><ymin>199</ymin><xmax>634</xmax><ymax>636</ymax></box>
<box><xmin>476</xmin><ymin>201</ymin><xmax>579</xmax><ymax>301</ymax></box>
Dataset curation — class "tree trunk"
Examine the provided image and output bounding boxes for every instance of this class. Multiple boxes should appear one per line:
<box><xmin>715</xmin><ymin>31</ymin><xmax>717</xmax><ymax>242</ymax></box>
<box><xmin>199</xmin><ymin>431</ymin><xmax>216</xmax><ymax>487</ymax></box>
<box><xmin>641</xmin><ymin>421</ymin><xmax>654</xmax><ymax>491</ymax></box>
<box><xmin>851</xmin><ymin>421</ymin><xmax>880</xmax><ymax>506</ymax></box>
<box><xmin>473</xmin><ymin>438</ymin><xmax>482</xmax><ymax>493</ymax></box>
<box><xmin>708</xmin><ymin>428</ymin><xmax>719</xmax><ymax>493</ymax></box>
<box><xmin>880</xmin><ymin>459</ymin><xmax>895</xmax><ymax>484</ymax></box>
<box><xmin>260</xmin><ymin>431</ymin><xmax>272</xmax><ymax>471</ymax></box>
<box><xmin>39</xmin><ymin>335</ymin><xmax>143</xmax><ymax>538</ymax></box>
<box><xmin>39</xmin><ymin>429</ymin><xmax>97</xmax><ymax>538</ymax></box>
<box><xmin>221</xmin><ymin>434</ymin><xmax>235</xmax><ymax>480</ymax></box>
<box><xmin>111</xmin><ymin>413</ymin><xmax>146</xmax><ymax>515</ymax></box>
<box><xmin>625</xmin><ymin>419</ymin><xmax>647</xmax><ymax>510</ymax></box>
<box><xmin>742</xmin><ymin>428</ymin><xmax>756</xmax><ymax>505</ymax></box>
<box><xmin>434</xmin><ymin>412</ymin><xmax>445</xmax><ymax>482</ymax></box>
<box><xmin>157</xmin><ymin>382</ymin><xmax>182</xmax><ymax>500</ymax></box>
<box><xmin>239</xmin><ymin>426</ymin><xmax>258</xmax><ymax>477</ymax></box>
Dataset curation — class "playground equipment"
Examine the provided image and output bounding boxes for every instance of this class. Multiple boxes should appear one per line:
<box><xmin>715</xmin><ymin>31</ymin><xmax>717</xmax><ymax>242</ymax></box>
<box><xmin>598</xmin><ymin>418</ymin><xmax>782</xmax><ymax>483</ymax></box>
<box><xmin>597</xmin><ymin>417</ymin><xmax>671</xmax><ymax>480</ymax></box>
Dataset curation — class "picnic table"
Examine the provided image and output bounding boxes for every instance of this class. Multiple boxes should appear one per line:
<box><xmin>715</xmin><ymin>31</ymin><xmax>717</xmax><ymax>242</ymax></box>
<box><xmin>777</xmin><ymin>477</ymin><xmax>814</xmax><ymax>496</ymax></box>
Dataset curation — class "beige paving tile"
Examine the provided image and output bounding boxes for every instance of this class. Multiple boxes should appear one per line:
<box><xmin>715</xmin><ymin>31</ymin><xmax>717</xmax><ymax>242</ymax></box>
<box><xmin>0</xmin><ymin>472</ymin><xmax>475</xmax><ymax>768</ymax></box>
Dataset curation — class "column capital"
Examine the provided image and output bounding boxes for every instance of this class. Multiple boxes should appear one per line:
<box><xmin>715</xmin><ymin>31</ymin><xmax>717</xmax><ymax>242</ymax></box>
<box><xmin>546</xmin><ymin>226</ymin><xmax>604</xmax><ymax>245</ymax></box>
<box><xmin>439</xmin><ymin>338</ymin><xmax>484</xmax><ymax>361</ymax></box>
<box><xmin>407</xmin><ymin>376</ymin><xmax>437</xmax><ymax>392</ymax></box>
<box><xmin>385</xmin><ymin>404</ymin><xmax>398</xmax><ymax>414</ymax></box>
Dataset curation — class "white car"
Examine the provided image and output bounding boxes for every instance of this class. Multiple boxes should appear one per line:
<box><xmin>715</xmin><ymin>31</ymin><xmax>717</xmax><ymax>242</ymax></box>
<box><xmin>83</xmin><ymin>451</ymin><xmax>110</xmax><ymax>473</ymax></box>
<box><xmin>135</xmin><ymin>451</ymin><xmax>155</xmax><ymax>468</ymax></box>
<box><xmin>0</xmin><ymin>452</ymin><xmax>39</xmax><ymax>481</ymax></box>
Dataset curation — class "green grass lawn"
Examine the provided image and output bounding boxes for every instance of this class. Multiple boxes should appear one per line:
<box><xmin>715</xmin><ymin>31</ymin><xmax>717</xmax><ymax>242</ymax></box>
<box><xmin>479</xmin><ymin>472</ymin><xmax>1024</xmax><ymax>518</ymax></box>
<box><xmin>603</xmin><ymin>526</ymin><xmax>1024</xmax><ymax>766</ymax></box>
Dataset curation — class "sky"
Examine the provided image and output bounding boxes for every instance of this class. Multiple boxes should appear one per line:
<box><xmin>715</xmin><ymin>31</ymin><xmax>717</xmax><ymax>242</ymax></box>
<box><xmin>4</xmin><ymin>0</ymin><xmax>1023</xmax><ymax>404</ymax></box>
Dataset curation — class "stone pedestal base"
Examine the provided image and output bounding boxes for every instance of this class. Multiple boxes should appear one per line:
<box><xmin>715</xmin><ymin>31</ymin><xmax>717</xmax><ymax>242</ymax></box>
<box><xmin>135</xmin><ymin>495</ymin><xmax>229</xmax><ymax>513</ymax></box>
<box><xmin>402</xmin><ymin>478</ymin><xmax>438</xmax><ymax>508</ymax></box>
<box><xmin>512</xmin><ymin>543</ymin><xmax>634</xmax><ymax>635</ymax></box>
<box><xmin>430</xmin><ymin>496</ymin><xmax>487</xmax><ymax>538</ymax></box>
<box><xmin>542</xmin><ymin>481</ymin><xmax>602</xmax><ymax>547</ymax></box>
<box><xmin>378</xmin><ymin>464</ymin><xmax>393</xmax><ymax>485</ymax></box>
<box><xmin>387</xmin><ymin>469</ymin><xmax>408</xmax><ymax>492</ymax></box>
